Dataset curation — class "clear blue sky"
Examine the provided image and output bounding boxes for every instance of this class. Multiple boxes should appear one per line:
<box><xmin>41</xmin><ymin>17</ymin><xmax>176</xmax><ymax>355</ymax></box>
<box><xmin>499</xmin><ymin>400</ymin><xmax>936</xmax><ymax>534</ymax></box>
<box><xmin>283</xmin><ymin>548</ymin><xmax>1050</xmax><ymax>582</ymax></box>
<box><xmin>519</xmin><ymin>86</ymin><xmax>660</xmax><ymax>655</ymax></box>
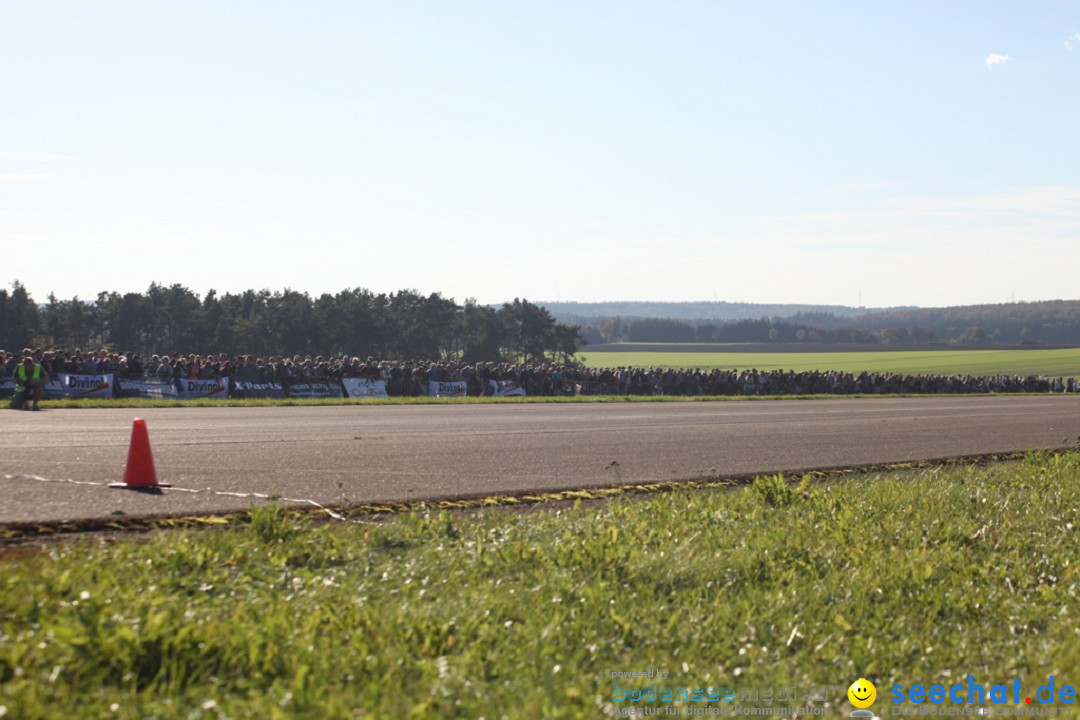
<box><xmin>2</xmin><ymin>1</ymin><xmax>1078</xmax><ymax>308</ymax></box>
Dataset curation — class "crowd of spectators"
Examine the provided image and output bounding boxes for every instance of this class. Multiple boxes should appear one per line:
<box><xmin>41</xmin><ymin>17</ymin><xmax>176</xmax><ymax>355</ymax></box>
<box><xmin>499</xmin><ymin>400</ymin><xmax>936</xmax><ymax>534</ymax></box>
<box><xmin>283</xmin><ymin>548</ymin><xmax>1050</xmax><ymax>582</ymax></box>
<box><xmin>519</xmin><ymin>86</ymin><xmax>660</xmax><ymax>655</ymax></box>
<box><xmin>3</xmin><ymin>347</ymin><xmax>1077</xmax><ymax>397</ymax></box>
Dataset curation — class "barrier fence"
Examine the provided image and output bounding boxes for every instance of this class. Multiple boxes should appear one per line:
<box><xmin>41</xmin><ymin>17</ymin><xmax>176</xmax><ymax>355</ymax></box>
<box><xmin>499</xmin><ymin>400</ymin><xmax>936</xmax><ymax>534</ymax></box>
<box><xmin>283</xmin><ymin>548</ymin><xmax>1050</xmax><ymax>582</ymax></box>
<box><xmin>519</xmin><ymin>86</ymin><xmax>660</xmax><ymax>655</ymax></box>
<box><xmin>0</xmin><ymin>376</ymin><xmax>527</xmax><ymax>400</ymax></box>
<box><xmin>3</xmin><ymin>372</ymin><xmax>1078</xmax><ymax>401</ymax></box>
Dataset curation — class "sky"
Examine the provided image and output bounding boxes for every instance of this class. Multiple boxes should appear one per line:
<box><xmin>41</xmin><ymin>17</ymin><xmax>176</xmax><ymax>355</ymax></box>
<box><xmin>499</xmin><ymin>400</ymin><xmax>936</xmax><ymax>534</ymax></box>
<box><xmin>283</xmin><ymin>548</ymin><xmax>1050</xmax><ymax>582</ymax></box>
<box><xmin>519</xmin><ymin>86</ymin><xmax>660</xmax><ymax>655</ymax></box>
<box><xmin>2</xmin><ymin>1</ymin><xmax>1078</xmax><ymax>309</ymax></box>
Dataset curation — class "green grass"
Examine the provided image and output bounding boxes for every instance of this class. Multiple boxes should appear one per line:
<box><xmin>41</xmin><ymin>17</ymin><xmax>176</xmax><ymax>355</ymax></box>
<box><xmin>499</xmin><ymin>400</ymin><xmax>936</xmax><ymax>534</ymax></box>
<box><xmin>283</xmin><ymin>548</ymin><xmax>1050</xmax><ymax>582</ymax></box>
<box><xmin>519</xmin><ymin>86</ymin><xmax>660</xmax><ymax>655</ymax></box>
<box><xmin>4</xmin><ymin>454</ymin><xmax>1080</xmax><ymax>718</ymax></box>
<box><xmin>580</xmin><ymin>347</ymin><xmax>1080</xmax><ymax>376</ymax></box>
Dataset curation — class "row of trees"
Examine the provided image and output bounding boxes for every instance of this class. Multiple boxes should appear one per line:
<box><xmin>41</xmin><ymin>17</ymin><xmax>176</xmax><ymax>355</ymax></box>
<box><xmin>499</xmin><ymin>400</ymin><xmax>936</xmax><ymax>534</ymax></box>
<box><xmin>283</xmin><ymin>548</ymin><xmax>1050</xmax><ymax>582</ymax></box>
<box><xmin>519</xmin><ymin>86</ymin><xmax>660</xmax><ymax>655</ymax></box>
<box><xmin>830</xmin><ymin>301</ymin><xmax>1080</xmax><ymax>345</ymax></box>
<box><xmin>0</xmin><ymin>282</ymin><xmax>583</xmax><ymax>363</ymax></box>
<box><xmin>579</xmin><ymin>317</ymin><xmax>942</xmax><ymax>345</ymax></box>
<box><xmin>580</xmin><ymin>302</ymin><xmax>1080</xmax><ymax>346</ymax></box>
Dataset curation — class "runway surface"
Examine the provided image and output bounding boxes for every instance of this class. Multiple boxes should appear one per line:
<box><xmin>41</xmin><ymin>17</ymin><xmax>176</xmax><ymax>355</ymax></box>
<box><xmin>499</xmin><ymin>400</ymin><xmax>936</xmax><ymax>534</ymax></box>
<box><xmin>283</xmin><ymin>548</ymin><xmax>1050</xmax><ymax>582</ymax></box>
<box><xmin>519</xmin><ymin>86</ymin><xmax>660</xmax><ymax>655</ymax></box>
<box><xmin>1</xmin><ymin>396</ymin><xmax>1078</xmax><ymax>524</ymax></box>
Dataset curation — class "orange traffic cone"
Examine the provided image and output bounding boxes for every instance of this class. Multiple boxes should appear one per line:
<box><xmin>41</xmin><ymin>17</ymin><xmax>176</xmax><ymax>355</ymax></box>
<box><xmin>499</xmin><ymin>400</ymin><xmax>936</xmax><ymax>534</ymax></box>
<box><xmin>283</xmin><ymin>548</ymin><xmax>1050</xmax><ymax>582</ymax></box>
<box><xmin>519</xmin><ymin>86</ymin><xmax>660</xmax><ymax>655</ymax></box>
<box><xmin>109</xmin><ymin>418</ymin><xmax>172</xmax><ymax>489</ymax></box>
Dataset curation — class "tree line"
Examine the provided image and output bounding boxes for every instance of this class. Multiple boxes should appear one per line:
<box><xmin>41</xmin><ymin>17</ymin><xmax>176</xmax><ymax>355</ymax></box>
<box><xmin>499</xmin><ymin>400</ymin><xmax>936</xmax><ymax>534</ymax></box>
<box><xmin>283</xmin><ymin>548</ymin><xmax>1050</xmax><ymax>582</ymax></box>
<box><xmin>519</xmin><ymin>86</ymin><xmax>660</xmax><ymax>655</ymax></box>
<box><xmin>578</xmin><ymin>301</ymin><xmax>1080</xmax><ymax>346</ymax></box>
<box><xmin>0</xmin><ymin>281</ymin><xmax>584</xmax><ymax>363</ymax></box>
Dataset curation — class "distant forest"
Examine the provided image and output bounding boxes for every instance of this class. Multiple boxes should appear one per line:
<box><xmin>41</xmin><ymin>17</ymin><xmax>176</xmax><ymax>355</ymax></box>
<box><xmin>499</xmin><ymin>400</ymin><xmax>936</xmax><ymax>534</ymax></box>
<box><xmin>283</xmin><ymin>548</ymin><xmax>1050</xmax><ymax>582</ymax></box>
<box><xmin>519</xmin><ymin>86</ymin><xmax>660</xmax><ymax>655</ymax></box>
<box><xmin>3</xmin><ymin>283</ymin><xmax>1079</xmax><ymax>362</ymax></box>
<box><xmin>560</xmin><ymin>301</ymin><xmax>1080</xmax><ymax>346</ymax></box>
<box><xmin>0</xmin><ymin>282</ymin><xmax>583</xmax><ymax>363</ymax></box>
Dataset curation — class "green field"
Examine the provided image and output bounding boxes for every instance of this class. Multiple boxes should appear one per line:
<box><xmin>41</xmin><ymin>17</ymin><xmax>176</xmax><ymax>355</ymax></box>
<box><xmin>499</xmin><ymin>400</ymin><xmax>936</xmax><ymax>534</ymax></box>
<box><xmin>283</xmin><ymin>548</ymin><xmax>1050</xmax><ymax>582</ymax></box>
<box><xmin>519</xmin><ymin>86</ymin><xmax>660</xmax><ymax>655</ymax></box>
<box><xmin>4</xmin><ymin>453</ymin><xmax>1080</xmax><ymax>718</ymax></box>
<box><xmin>581</xmin><ymin>347</ymin><xmax>1080</xmax><ymax>376</ymax></box>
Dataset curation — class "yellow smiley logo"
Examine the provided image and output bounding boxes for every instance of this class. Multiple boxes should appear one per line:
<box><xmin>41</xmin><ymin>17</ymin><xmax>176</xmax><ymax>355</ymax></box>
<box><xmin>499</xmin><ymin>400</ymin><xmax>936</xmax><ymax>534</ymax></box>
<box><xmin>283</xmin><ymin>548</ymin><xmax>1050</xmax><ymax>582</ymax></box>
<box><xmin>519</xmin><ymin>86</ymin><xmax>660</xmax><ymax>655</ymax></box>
<box><xmin>848</xmin><ymin>678</ymin><xmax>877</xmax><ymax>708</ymax></box>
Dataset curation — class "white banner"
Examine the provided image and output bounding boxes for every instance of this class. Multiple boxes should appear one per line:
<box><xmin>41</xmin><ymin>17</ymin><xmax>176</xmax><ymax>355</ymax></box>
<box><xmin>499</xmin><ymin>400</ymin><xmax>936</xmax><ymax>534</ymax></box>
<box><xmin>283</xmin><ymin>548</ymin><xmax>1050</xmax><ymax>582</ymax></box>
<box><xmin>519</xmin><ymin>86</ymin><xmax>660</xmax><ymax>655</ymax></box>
<box><xmin>117</xmin><ymin>377</ymin><xmax>181</xmax><ymax>399</ymax></box>
<box><xmin>285</xmin><ymin>380</ymin><xmax>344</xmax><ymax>398</ymax></box>
<box><xmin>427</xmin><ymin>380</ymin><xmax>467</xmax><ymax>397</ymax></box>
<box><xmin>58</xmin><ymin>373</ymin><xmax>114</xmax><ymax>398</ymax></box>
<box><xmin>489</xmin><ymin>380</ymin><xmax>526</xmax><ymax>397</ymax></box>
<box><xmin>342</xmin><ymin>377</ymin><xmax>389</xmax><ymax>399</ymax></box>
<box><xmin>177</xmin><ymin>376</ymin><xmax>229</xmax><ymax>399</ymax></box>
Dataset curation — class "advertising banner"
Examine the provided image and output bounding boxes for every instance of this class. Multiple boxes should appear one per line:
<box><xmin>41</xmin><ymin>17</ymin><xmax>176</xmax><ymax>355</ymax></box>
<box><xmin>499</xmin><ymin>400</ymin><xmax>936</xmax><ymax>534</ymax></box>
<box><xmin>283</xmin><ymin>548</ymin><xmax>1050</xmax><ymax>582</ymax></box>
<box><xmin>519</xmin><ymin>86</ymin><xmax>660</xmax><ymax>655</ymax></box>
<box><xmin>489</xmin><ymin>380</ymin><xmax>526</xmax><ymax>397</ymax></box>
<box><xmin>43</xmin><ymin>380</ymin><xmax>67</xmax><ymax>399</ymax></box>
<box><xmin>342</xmin><ymin>377</ymin><xmax>389</xmax><ymax>399</ymax></box>
<box><xmin>427</xmin><ymin>380</ymin><xmax>467</xmax><ymax>397</ymax></box>
<box><xmin>117</xmin><ymin>377</ymin><xmax>181</xmax><ymax>399</ymax></box>
<box><xmin>0</xmin><ymin>378</ymin><xmax>87</xmax><ymax>399</ymax></box>
<box><xmin>58</xmin><ymin>373</ymin><xmax>115</xmax><ymax>398</ymax></box>
<box><xmin>233</xmin><ymin>381</ymin><xmax>286</xmax><ymax>399</ymax></box>
<box><xmin>286</xmin><ymin>381</ymin><xmax>344</xmax><ymax>398</ymax></box>
<box><xmin>177</xmin><ymin>377</ymin><xmax>229</xmax><ymax>399</ymax></box>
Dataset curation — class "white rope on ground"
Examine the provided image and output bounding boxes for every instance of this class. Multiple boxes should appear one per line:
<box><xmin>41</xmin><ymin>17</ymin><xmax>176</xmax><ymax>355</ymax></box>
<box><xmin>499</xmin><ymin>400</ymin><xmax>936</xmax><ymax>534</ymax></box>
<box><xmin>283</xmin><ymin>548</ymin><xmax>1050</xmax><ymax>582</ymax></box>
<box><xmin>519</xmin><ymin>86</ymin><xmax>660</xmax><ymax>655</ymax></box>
<box><xmin>0</xmin><ymin>472</ymin><xmax>373</xmax><ymax>524</ymax></box>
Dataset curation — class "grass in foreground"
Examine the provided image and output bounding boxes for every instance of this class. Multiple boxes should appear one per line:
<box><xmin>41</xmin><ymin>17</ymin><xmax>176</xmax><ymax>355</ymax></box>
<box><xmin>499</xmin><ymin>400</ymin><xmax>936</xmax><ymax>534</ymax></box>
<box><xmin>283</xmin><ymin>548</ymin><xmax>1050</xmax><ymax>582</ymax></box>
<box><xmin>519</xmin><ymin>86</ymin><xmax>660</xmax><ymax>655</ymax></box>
<box><xmin>4</xmin><ymin>454</ymin><xmax>1080</xmax><ymax>718</ymax></box>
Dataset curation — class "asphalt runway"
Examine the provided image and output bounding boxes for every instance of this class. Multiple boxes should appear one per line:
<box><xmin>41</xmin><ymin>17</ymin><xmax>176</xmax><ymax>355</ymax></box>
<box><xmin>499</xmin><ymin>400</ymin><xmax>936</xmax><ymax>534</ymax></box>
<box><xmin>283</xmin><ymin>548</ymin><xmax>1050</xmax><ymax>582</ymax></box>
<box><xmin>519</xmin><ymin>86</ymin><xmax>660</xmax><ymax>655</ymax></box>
<box><xmin>1</xmin><ymin>396</ymin><xmax>1079</xmax><ymax>524</ymax></box>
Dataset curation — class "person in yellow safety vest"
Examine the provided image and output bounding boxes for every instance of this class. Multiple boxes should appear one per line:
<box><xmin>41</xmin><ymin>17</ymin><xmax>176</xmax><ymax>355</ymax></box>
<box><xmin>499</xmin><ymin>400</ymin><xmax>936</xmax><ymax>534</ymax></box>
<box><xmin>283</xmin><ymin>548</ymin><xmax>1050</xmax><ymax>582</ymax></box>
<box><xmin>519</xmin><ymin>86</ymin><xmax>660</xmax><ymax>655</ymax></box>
<box><xmin>12</xmin><ymin>356</ymin><xmax>48</xmax><ymax>411</ymax></box>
